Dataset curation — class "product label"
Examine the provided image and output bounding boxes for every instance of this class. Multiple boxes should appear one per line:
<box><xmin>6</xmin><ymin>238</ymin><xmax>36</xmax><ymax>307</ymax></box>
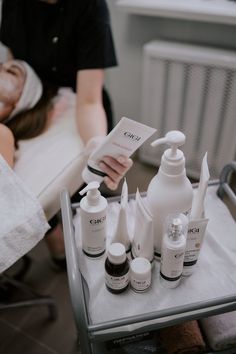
<box><xmin>90</xmin><ymin>118</ymin><xmax>156</xmax><ymax>167</ymax></box>
<box><xmin>80</xmin><ymin>209</ymin><xmax>106</xmax><ymax>256</ymax></box>
<box><xmin>131</xmin><ymin>277</ymin><xmax>151</xmax><ymax>292</ymax></box>
<box><xmin>154</xmin><ymin>210</ymin><xmax>190</xmax><ymax>258</ymax></box>
<box><xmin>105</xmin><ymin>271</ymin><xmax>130</xmax><ymax>290</ymax></box>
<box><xmin>160</xmin><ymin>246</ymin><xmax>185</xmax><ymax>280</ymax></box>
<box><xmin>184</xmin><ymin>219</ymin><xmax>208</xmax><ymax>266</ymax></box>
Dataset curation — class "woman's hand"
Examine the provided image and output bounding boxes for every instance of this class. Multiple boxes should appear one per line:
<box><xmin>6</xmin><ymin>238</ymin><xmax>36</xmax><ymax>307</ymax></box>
<box><xmin>76</xmin><ymin>69</ymin><xmax>133</xmax><ymax>190</ymax></box>
<box><xmin>100</xmin><ymin>155</ymin><xmax>133</xmax><ymax>190</ymax></box>
<box><xmin>85</xmin><ymin>136</ymin><xmax>133</xmax><ymax>190</ymax></box>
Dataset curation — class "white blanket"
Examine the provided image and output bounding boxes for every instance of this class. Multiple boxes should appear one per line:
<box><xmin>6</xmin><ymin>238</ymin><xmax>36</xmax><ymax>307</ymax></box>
<box><xmin>0</xmin><ymin>155</ymin><xmax>50</xmax><ymax>273</ymax></box>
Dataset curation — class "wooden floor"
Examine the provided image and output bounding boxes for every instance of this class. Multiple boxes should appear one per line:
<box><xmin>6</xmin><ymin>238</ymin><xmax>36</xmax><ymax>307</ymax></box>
<box><xmin>0</xmin><ymin>240</ymin><xmax>79</xmax><ymax>354</ymax></box>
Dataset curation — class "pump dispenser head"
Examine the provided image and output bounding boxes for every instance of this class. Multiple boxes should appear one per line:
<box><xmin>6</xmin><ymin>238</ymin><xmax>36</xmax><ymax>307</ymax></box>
<box><xmin>151</xmin><ymin>130</ymin><xmax>185</xmax><ymax>157</ymax></box>
<box><xmin>151</xmin><ymin>130</ymin><xmax>186</xmax><ymax>175</ymax></box>
<box><xmin>79</xmin><ymin>181</ymin><xmax>101</xmax><ymax>206</ymax></box>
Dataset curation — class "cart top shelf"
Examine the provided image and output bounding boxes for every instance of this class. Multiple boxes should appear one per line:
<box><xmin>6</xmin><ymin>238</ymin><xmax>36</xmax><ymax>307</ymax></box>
<box><xmin>71</xmin><ymin>184</ymin><xmax>236</xmax><ymax>334</ymax></box>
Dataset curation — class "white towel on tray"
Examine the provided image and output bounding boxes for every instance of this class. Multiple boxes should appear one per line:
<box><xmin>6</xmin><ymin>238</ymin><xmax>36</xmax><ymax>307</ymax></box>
<box><xmin>0</xmin><ymin>155</ymin><xmax>50</xmax><ymax>273</ymax></box>
<box><xmin>73</xmin><ymin>185</ymin><xmax>236</xmax><ymax>334</ymax></box>
<box><xmin>200</xmin><ymin>311</ymin><xmax>236</xmax><ymax>351</ymax></box>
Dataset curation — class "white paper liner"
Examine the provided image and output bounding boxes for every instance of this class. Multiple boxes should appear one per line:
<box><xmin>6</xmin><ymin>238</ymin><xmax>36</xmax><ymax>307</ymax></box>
<box><xmin>73</xmin><ymin>185</ymin><xmax>236</xmax><ymax>332</ymax></box>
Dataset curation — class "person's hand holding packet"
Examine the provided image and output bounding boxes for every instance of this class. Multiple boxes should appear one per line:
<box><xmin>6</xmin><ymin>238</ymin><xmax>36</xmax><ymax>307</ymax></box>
<box><xmin>85</xmin><ymin>136</ymin><xmax>133</xmax><ymax>191</ymax></box>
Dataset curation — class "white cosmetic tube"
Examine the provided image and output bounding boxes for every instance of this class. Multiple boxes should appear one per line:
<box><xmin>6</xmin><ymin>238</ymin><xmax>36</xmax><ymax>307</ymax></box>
<box><xmin>82</xmin><ymin>117</ymin><xmax>156</xmax><ymax>183</ymax></box>
<box><xmin>131</xmin><ymin>189</ymin><xmax>154</xmax><ymax>264</ymax></box>
<box><xmin>191</xmin><ymin>152</ymin><xmax>210</xmax><ymax>220</ymax></box>
<box><xmin>183</xmin><ymin>152</ymin><xmax>210</xmax><ymax>276</ymax></box>
<box><xmin>183</xmin><ymin>218</ymin><xmax>209</xmax><ymax>276</ymax></box>
<box><xmin>111</xmin><ymin>179</ymin><xmax>131</xmax><ymax>252</ymax></box>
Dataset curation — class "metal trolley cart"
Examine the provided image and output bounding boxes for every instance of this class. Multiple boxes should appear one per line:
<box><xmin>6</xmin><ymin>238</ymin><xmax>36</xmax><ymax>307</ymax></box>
<box><xmin>60</xmin><ymin>162</ymin><xmax>236</xmax><ymax>354</ymax></box>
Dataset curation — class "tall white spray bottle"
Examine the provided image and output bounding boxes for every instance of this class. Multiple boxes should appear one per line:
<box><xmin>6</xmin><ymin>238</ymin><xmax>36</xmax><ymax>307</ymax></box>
<box><xmin>146</xmin><ymin>131</ymin><xmax>193</xmax><ymax>259</ymax></box>
<box><xmin>160</xmin><ymin>216</ymin><xmax>186</xmax><ymax>288</ymax></box>
<box><xmin>79</xmin><ymin>182</ymin><xmax>107</xmax><ymax>257</ymax></box>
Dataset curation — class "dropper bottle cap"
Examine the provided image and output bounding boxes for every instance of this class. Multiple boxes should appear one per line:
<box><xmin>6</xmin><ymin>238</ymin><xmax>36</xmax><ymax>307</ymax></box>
<box><xmin>79</xmin><ymin>181</ymin><xmax>101</xmax><ymax>206</ymax></box>
<box><xmin>151</xmin><ymin>130</ymin><xmax>186</xmax><ymax>175</ymax></box>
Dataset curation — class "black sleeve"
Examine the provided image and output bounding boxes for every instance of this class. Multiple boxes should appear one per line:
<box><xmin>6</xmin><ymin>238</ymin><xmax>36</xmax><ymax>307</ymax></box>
<box><xmin>76</xmin><ymin>0</ymin><xmax>118</xmax><ymax>70</ymax></box>
<box><xmin>0</xmin><ymin>0</ymin><xmax>15</xmax><ymax>47</ymax></box>
<box><xmin>0</xmin><ymin>0</ymin><xmax>25</xmax><ymax>55</ymax></box>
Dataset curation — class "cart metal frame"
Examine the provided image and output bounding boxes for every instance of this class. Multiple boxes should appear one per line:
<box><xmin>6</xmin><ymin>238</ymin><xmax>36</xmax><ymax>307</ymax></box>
<box><xmin>60</xmin><ymin>162</ymin><xmax>236</xmax><ymax>354</ymax></box>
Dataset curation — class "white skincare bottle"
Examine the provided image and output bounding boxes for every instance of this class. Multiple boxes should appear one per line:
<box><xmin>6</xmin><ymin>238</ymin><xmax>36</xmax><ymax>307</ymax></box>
<box><xmin>146</xmin><ymin>131</ymin><xmax>193</xmax><ymax>259</ymax></box>
<box><xmin>79</xmin><ymin>182</ymin><xmax>107</xmax><ymax>257</ymax></box>
<box><xmin>160</xmin><ymin>217</ymin><xmax>186</xmax><ymax>288</ymax></box>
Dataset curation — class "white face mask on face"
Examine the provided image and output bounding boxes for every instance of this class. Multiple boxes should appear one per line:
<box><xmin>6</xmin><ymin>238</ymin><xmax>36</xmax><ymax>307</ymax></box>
<box><xmin>0</xmin><ymin>60</ymin><xmax>43</xmax><ymax>122</ymax></box>
<box><xmin>0</xmin><ymin>62</ymin><xmax>25</xmax><ymax>105</ymax></box>
<box><xmin>0</xmin><ymin>61</ymin><xmax>26</xmax><ymax>121</ymax></box>
<box><xmin>0</xmin><ymin>77</ymin><xmax>17</xmax><ymax>99</ymax></box>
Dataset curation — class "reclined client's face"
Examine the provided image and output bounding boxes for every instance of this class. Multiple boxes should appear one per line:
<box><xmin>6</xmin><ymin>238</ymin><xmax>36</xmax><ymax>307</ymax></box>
<box><xmin>0</xmin><ymin>61</ymin><xmax>26</xmax><ymax>121</ymax></box>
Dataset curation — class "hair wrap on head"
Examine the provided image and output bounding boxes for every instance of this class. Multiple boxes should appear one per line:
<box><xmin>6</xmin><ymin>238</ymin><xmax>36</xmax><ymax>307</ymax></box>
<box><xmin>5</xmin><ymin>60</ymin><xmax>43</xmax><ymax>122</ymax></box>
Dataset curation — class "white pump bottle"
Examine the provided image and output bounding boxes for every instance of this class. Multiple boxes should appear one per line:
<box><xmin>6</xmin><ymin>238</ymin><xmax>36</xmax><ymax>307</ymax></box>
<box><xmin>79</xmin><ymin>182</ymin><xmax>108</xmax><ymax>257</ymax></box>
<box><xmin>146</xmin><ymin>131</ymin><xmax>193</xmax><ymax>259</ymax></box>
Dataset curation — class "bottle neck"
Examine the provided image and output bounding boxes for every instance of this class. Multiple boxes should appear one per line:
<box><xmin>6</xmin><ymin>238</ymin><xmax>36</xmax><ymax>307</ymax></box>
<box><xmin>169</xmin><ymin>232</ymin><xmax>181</xmax><ymax>241</ymax></box>
<box><xmin>160</xmin><ymin>149</ymin><xmax>185</xmax><ymax>176</ymax></box>
<box><xmin>87</xmin><ymin>190</ymin><xmax>100</xmax><ymax>206</ymax></box>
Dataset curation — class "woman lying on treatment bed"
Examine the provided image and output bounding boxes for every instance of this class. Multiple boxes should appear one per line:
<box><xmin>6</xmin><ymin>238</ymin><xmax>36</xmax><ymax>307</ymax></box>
<box><xmin>0</xmin><ymin>59</ymin><xmax>133</xmax><ymax>267</ymax></box>
<box><xmin>0</xmin><ymin>60</ymin><xmax>132</xmax><ymax>185</ymax></box>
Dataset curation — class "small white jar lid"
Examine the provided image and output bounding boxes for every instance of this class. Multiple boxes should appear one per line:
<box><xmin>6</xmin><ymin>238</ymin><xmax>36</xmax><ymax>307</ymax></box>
<box><xmin>108</xmin><ymin>243</ymin><xmax>126</xmax><ymax>264</ymax></box>
<box><xmin>130</xmin><ymin>257</ymin><xmax>151</xmax><ymax>279</ymax></box>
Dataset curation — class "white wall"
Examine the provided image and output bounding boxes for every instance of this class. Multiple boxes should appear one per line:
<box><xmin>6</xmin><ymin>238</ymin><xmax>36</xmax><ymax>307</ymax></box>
<box><xmin>105</xmin><ymin>1</ymin><xmax>236</xmax><ymax>124</ymax></box>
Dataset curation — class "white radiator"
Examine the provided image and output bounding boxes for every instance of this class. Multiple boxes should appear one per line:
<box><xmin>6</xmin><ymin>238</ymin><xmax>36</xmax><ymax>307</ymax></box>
<box><xmin>140</xmin><ymin>40</ymin><xmax>236</xmax><ymax>179</ymax></box>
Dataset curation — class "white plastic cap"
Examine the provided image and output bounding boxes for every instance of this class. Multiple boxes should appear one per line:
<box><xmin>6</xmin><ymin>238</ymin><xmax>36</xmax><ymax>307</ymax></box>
<box><xmin>130</xmin><ymin>257</ymin><xmax>151</xmax><ymax>280</ymax></box>
<box><xmin>107</xmin><ymin>243</ymin><xmax>126</xmax><ymax>264</ymax></box>
<box><xmin>79</xmin><ymin>181</ymin><xmax>101</xmax><ymax>206</ymax></box>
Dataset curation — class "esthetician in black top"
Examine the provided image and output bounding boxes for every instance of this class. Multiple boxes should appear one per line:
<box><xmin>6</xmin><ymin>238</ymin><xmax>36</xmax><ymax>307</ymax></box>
<box><xmin>0</xmin><ymin>0</ymin><xmax>133</xmax><ymax>191</ymax></box>
<box><xmin>0</xmin><ymin>0</ymin><xmax>117</xmax><ymax>89</ymax></box>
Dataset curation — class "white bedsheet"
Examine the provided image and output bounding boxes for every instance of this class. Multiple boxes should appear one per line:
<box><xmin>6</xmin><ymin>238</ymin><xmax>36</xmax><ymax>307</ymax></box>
<box><xmin>14</xmin><ymin>88</ymin><xmax>86</xmax><ymax>220</ymax></box>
